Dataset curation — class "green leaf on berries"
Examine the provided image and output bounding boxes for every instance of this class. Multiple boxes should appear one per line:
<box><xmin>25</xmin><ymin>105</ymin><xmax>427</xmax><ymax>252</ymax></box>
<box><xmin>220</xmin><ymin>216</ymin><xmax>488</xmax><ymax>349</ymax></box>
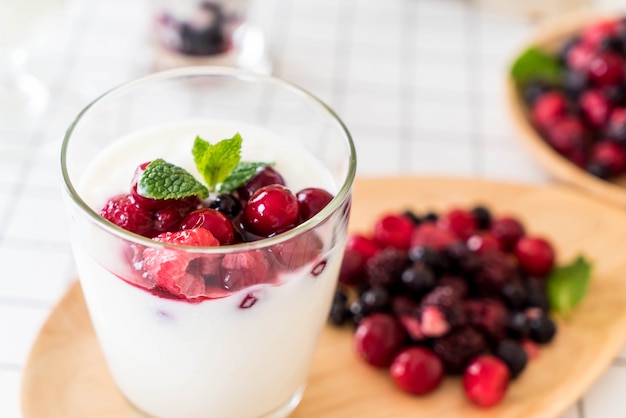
<box><xmin>193</xmin><ymin>134</ymin><xmax>243</xmax><ymax>192</ymax></box>
<box><xmin>510</xmin><ymin>47</ymin><xmax>563</xmax><ymax>86</ymax></box>
<box><xmin>218</xmin><ymin>161</ymin><xmax>272</xmax><ymax>193</ymax></box>
<box><xmin>546</xmin><ymin>255</ymin><xmax>593</xmax><ymax>315</ymax></box>
<box><xmin>138</xmin><ymin>159</ymin><xmax>208</xmax><ymax>199</ymax></box>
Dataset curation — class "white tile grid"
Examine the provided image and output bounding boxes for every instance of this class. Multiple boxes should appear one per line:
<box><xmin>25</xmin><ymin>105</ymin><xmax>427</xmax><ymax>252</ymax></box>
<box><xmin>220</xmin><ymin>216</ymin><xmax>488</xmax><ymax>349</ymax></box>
<box><xmin>0</xmin><ymin>0</ymin><xmax>625</xmax><ymax>417</ymax></box>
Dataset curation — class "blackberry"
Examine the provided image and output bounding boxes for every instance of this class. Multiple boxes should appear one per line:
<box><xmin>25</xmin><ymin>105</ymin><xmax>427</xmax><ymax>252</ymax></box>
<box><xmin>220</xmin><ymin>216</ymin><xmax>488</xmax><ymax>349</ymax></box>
<box><xmin>401</xmin><ymin>262</ymin><xmax>436</xmax><ymax>295</ymax></box>
<box><xmin>432</xmin><ymin>326</ymin><xmax>488</xmax><ymax>374</ymax></box>
<box><xmin>438</xmin><ymin>275</ymin><xmax>469</xmax><ymax>299</ymax></box>
<box><xmin>501</xmin><ymin>275</ymin><xmax>528</xmax><ymax>310</ymax></box>
<box><xmin>329</xmin><ymin>300</ymin><xmax>349</xmax><ymax>325</ymax></box>
<box><xmin>600</xmin><ymin>36</ymin><xmax>623</xmax><ymax>52</ymax></box>
<box><xmin>365</xmin><ymin>247</ymin><xmax>408</xmax><ymax>287</ymax></box>
<box><xmin>471</xmin><ymin>205</ymin><xmax>492</xmax><ymax>230</ymax></box>
<box><xmin>420</xmin><ymin>283</ymin><xmax>466</xmax><ymax>330</ymax></box>
<box><xmin>474</xmin><ymin>250</ymin><xmax>515</xmax><ymax>296</ymax></box>
<box><xmin>496</xmin><ymin>339</ymin><xmax>528</xmax><ymax>379</ymax></box>
<box><xmin>443</xmin><ymin>241</ymin><xmax>481</xmax><ymax>276</ymax></box>
<box><xmin>525</xmin><ymin>276</ymin><xmax>550</xmax><ymax>311</ymax></box>
<box><xmin>463</xmin><ymin>298</ymin><xmax>508</xmax><ymax>342</ymax></box>
<box><xmin>391</xmin><ymin>295</ymin><xmax>419</xmax><ymax>317</ymax></box>
<box><xmin>528</xmin><ymin>315</ymin><xmax>557</xmax><ymax>344</ymax></box>
<box><xmin>506</xmin><ymin>311</ymin><xmax>530</xmax><ymax>340</ymax></box>
<box><xmin>360</xmin><ymin>286</ymin><xmax>391</xmax><ymax>313</ymax></box>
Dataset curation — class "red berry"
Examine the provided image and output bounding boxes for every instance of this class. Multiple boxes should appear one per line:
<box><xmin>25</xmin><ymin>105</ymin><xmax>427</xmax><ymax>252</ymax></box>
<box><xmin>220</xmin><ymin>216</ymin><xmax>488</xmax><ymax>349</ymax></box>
<box><xmin>607</xmin><ymin>107</ymin><xmax>626</xmax><ymax>143</ymax></box>
<box><xmin>374</xmin><ymin>214</ymin><xmax>414</xmax><ymax>249</ymax></box>
<box><xmin>296</xmin><ymin>187</ymin><xmax>333</xmax><ymax>222</ymax></box>
<box><xmin>270</xmin><ymin>231</ymin><xmax>323</xmax><ymax>269</ymax></box>
<box><xmin>220</xmin><ymin>251</ymin><xmax>271</xmax><ymax>291</ymax></box>
<box><xmin>242</xmin><ymin>184</ymin><xmax>299</xmax><ymax>236</ymax></box>
<box><xmin>338</xmin><ymin>248</ymin><xmax>367</xmax><ymax>285</ymax></box>
<box><xmin>545</xmin><ymin>116</ymin><xmax>588</xmax><ymax>164</ymax></box>
<box><xmin>580</xmin><ymin>89</ymin><xmax>612</xmax><ymax>129</ymax></box>
<box><xmin>490</xmin><ymin>217</ymin><xmax>525</xmax><ymax>252</ymax></box>
<box><xmin>236</xmin><ymin>166</ymin><xmax>285</xmax><ymax>201</ymax></box>
<box><xmin>590</xmin><ymin>140</ymin><xmax>626</xmax><ymax>176</ymax></box>
<box><xmin>354</xmin><ymin>313</ymin><xmax>406</xmax><ymax>368</ymax></box>
<box><xmin>580</xmin><ymin>19</ymin><xmax>619</xmax><ymax>49</ymax></box>
<box><xmin>463</xmin><ymin>355</ymin><xmax>510</xmax><ymax>408</ymax></box>
<box><xmin>180</xmin><ymin>208</ymin><xmax>236</xmax><ymax>245</ymax></box>
<box><xmin>410</xmin><ymin>222</ymin><xmax>458</xmax><ymax>251</ymax></box>
<box><xmin>567</xmin><ymin>43</ymin><xmax>595</xmax><ymax>71</ymax></box>
<box><xmin>588</xmin><ymin>52</ymin><xmax>624</xmax><ymax>86</ymax></box>
<box><xmin>130</xmin><ymin>162</ymin><xmax>167</xmax><ymax>211</ymax></box>
<box><xmin>390</xmin><ymin>347</ymin><xmax>444</xmax><ymax>395</ymax></box>
<box><xmin>514</xmin><ymin>236</ymin><xmax>555</xmax><ymax>277</ymax></box>
<box><xmin>467</xmin><ymin>232</ymin><xmax>502</xmax><ymax>254</ymax></box>
<box><xmin>100</xmin><ymin>194</ymin><xmax>155</xmax><ymax>237</ymax></box>
<box><xmin>531</xmin><ymin>91</ymin><xmax>567</xmax><ymax>130</ymax></box>
<box><xmin>438</xmin><ymin>209</ymin><xmax>477</xmax><ymax>240</ymax></box>
<box><xmin>347</xmin><ymin>234</ymin><xmax>380</xmax><ymax>260</ymax></box>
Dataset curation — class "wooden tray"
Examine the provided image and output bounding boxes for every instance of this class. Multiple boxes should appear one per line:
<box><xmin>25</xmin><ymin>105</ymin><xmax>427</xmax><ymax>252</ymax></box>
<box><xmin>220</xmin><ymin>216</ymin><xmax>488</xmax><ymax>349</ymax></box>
<box><xmin>21</xmin><ymin>177</ymin><xmax>626</xmax><ymax>418</ymax></box>
<box><xmin>505</xmin><ymin>10</ymin><xmax>626</xmax><ymax>208</ymax></box>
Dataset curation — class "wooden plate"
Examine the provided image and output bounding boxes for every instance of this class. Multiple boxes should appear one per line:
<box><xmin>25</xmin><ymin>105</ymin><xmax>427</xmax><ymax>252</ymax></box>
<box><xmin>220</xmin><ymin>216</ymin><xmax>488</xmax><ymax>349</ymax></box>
<box><xmin>21</xmin><ymin>177</ymin><xmax>626</xmax><ymax>418</ymax></box>
<box><xmin>505</xmin><ymin>10</ymin><xmax>626</xmax><ymax>207</ymax></box>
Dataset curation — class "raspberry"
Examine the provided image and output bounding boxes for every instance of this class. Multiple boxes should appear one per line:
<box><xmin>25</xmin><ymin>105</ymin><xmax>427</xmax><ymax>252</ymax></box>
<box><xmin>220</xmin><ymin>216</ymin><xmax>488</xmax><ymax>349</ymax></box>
<box><xmin>374</xmin><ymin>214</ymin><xmax>414</xmax><ymax>249</ymax></box>
<box><xmin>143</xmin><ymin>228</ymin><xmax>220</xmax><ymax>298</ymax></box>
<box><xmin>220</xmin><ymin>251</ymin><xmax>272</xmax><ymax>291</ymax></box>
<box><xmin>410</xmin><ymin>222</ymin><xmax>458</xmax><ymax>251</ymax></box>
<box><xmin>100</xmin><ymin>194</ymin><xmax>155</xmax><ymax>237</ymax></box>
<box><xmin>432</xmin><ymin>326</ymin><xmax>488</xmax><ymax>374</ymax></box>
<box><xmin>390</xmin><ymin>347</ymin><xmax>444</xmax><ymax>395</ymax></box>
<box><xmin>463</xmin><ymin>355</ymin><xmax>510</xmax><ymax>408</ymax></box>
<box><xmin>365</xmin><ymin>247</ymin><xmax>408</xmax><ymax>287</ymax></box>
<box><xmin>437</xmin><ymin>208</ymin><xmax>477</xmax><ymax>240</ymax></box>
<box><xmin>354</xmin><ymin>313</ymin><xmax>406</xmax><ymax>368</ymax></box>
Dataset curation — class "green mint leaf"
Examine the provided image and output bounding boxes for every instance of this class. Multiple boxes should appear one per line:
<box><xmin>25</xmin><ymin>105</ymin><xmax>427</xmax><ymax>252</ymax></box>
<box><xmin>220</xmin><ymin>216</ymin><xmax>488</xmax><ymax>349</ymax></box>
<box><xmin>511</xmin><ymin>47</ymin><xmax>563</xmax><ymax>86</ymax></box>
<box><xmin>192</xmin><ymin>134</ymin><xmax>242</xmax><ymax>192</ymax></box>
<box><xmin>137</xmin><ymin>159</ymin><xmax>208</xmax><ymax>200</ymax></box>
<box><xmin>218</xmin><ymin>161</ymin><xmax>271</xmax><ymax>193</ymax></box>
<box><xmin>546</xmin><ymin>255</ymin><xmax>593</xmax><ymax>315</ymax></box>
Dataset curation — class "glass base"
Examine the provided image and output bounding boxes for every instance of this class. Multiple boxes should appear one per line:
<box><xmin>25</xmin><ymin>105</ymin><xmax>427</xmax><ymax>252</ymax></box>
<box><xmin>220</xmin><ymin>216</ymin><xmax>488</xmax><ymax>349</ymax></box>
<box><xmin>126</xmin><ymin>384</ymin><xmax>305</xmax><ymax>418</ymax></box>
<box><xmin>153</xmin><ymin>25</ymin><xmax>272</xmax><ymax>75</ymax></box>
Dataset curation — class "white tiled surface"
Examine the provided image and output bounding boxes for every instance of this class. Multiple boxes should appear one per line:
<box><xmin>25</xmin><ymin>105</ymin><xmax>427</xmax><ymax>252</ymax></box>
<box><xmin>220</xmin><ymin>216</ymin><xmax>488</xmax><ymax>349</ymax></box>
<box><xmin>2</xmin><ymin>0</ymin><xmax>626</xmax><ymax>417</ymax></box>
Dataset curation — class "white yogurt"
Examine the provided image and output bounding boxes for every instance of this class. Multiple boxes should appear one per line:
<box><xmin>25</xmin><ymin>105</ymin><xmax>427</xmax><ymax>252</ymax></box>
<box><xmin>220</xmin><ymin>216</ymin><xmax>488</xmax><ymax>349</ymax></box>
<box><xmin>73</xmin><ymin>120</ymin><xmax>346</xmax><ymax>418</ymax></box>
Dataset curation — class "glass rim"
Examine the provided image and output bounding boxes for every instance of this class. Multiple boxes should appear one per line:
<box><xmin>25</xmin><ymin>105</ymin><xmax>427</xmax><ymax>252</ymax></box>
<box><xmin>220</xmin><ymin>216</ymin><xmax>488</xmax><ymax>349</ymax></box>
<box><xmin>60</xmin><ymin>66</ymin><xmax>357</xmax><ymax>254</ymax></box>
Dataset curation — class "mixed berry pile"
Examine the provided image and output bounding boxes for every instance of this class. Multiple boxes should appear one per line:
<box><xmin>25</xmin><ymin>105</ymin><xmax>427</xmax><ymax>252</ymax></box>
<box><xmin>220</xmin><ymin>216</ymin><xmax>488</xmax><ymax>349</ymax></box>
<box><xmin>99</xmin><ymin>162</ymin><xmax>333</xmax><ymax>301</ymax></box>
<box><xmin>330</xmin><ymin>206</ymin><xmax>558</xmax><ymax>407</ymax></box>
<box><xmin>520</xmin><ymin>17</ymin><xmax>626</xmax><ymax>180</ymax></box>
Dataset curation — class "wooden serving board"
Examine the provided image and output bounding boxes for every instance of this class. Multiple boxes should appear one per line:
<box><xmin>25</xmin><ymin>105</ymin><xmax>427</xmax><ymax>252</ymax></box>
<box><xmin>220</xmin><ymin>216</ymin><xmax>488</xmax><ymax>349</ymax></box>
<box><xmin>21</xmin><ymin>177</ymin><xmax>626</xmax><ymax>418</ymax></box>
<box><xmin>506</xmin><ymin>9</ymin><xmax>626</xmax><ymax>208</ymax></box>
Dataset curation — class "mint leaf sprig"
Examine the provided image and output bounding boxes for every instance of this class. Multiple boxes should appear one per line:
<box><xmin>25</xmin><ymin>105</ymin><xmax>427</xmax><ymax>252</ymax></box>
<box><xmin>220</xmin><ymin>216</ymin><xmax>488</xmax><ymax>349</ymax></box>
<box><xmin>546</xmin><ymin>255</ymin><xmax>593</xmax><ymax>316</ymax></box>
<box><xmin>138</xmin><ymin>133</ymin><xmax>272</xmax><ymax>201</ymax></box>
<box><xmin>510</xmin><ymin>46</ymin><xmax>564</xmax><ymax>86</ymax></box>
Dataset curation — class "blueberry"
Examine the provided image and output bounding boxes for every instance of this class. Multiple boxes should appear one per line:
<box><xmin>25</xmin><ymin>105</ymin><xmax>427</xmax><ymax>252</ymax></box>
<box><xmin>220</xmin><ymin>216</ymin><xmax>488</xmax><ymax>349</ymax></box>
<box><xmin>329</xmin><ymin>300</ymin><xmax>349</xmax><ymax>326</ymax></box>
<box><xmin>401</xmin><ymin>263</ymin><xmax>436</xmax><ymax>294</ymax></box>
<box><xmin>506</xmin><ymin>311</ymin><xmax>530</xmax><ymax>340</ymax></box>
<box><xmin>502</xmin><ymin>279</ymin><xmax>528</xmax><ymax>310</ymax></box>
<box><xmin>562</xmin><ymin>70</ymin><xmax>589</xmax><ymax>98</ymax></box>
<box><xmin>402</xmin><ymin>210</ymin><xmax>422</xmax><ymax>225</ymax></box>
<box><xmin>471</xmin><ymin>205</ymin><xmax>492</xmax><ymax>230</ymax></box>
<box><xmin>349</xmin><ymin>299</ymin><xmax>369</xmax><ymax>325</ymax></box>
<box><xmin>525</xmin><ymin>276</ymin><xmax>550</xmax><ymax>311</ymax></box>
<box><xmin>586</xmin><ymin>161</ymin><xmax>611</xmax><ymax>179</ymax></box>
<box><xmin>178</xmin><ymin>3</ymin><xmax>227</xmax><ymax>56</ymax></box>
<box><xmin>496</xmin><ymin>339</ymin><xmax>528</xmax><ymax>379</ymax></box>
<box><xmin>557</xmin><ymin>35</ymin><xmax>580</xmax><ymax>65</ymax></box>
<box><xmin>360</xmin><ymin>286</ymin><xmax>390</xmax><ymax>313</ymax></box>
<box><xmin>210</xmin><ymin>193</ymin><xmax>242</xmax><ymax>218</ymax></box>
<box><xmin>333</xmin><ymin>288</ymin><xmax>348</xmax><ymax>305</ymax></box>
<box><xmin>423</xmin><ymin>211</ymin><xmax>439</xmax><ymax>222</ymax></box>
<box><xmin>523</xmin><ymin>80</ymin><xmax>552</xmax><ymax>106</ymax></box>
<box><xmin>528</xmin><ymin>315</ymin><xmax>557</xmax><ymax>344</ymax></box>
<box><xmin>407</xmin><ymin>246</ymin><xmax>448</xmax><ymax>275</ymax></box>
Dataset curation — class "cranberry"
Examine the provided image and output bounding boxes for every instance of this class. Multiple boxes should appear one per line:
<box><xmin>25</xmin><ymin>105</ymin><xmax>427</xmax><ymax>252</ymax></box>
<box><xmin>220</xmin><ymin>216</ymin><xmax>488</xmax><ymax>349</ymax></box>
<box><xmin>347</xmin><ymin>234</ymin><xmax>380</xmax><ymax>260</ymax></box>
<box><xmin>545</xmin><ymin>116</ymin><xmax>588</xmax><ymax>163</ymax></box>
<box><xmin>130</xmin><ymin>162</ymin><xmax>170</xmax><ymax>211</ymax></box>
<box><xmin>220</xmin><ymin>251</ymin><xmax>271</xmax><ymax>291</ymax></box>
<box><xmin>180</xmin><ymin>208</ymin><xmax>235</xmax><ymax>245</ymax></box>
<box><xmin>590</xmin><ymin>140</ymin><xmax>626</xmax><ymax>176</ymax></box>
<box><xmin>242</xmin><ymin>184</ymin><xmax>299</xmax><ymax>236</ymax></box>
<box><xmin>490</xmin><ymin>217</ymin><xmax>525</xmax><ymax>252</ymax></box>
<box><xmin>531</xmin><ymin>91</ymin><xmax>567</xmax><ymax>130</ymax></box>
<box><xmin>588</xmin><ymin>52</ymin><xmax>624</xmax><ymax>86</ymax></box>
<box><xmin>514</xmin><ymin>236</ymin><xmax>556</xmax><ymax>277</ymax></box>
<box><xmin>463</xmin><ymin>355</ymin><xmax>510</xmax><ymax>408</ymax></box>
<box><xmin>153</xmin><ymin>207</ymin><xmax>185</xmax><ymax>233</ymax></box>
<box><xmin>438</xmin><ymin>209</ymin><xmax>477</xmax><ymax>240</ymax></box>
<box><xmin>354</xmin><ymin>313</ymin><xmax>406</xmax><ymax>368</ymax></box>
<box><xmin>374</xmin><ymin>214</ymin><xmax>414</xmax><ymax>249</ymax></box>
<box><xmin>100</xmin><ymin>194</ymin><xmax>155</xmax><ymax>237</ymax></box>
<box><xmin>236</xmin><ymin>166</ymin><xmax>285</xmax><ymax>201</ymax></box>
<box><xmin>467</xmin><ymin>233</ymin><xmax>502</xmax><ymax>254</ymax></box>
<box><xmin>296</xmin><ymin>187</ymin><xmax>333</xmax><ymax>222</ymax></box>
<box><xmin>580</xmin><ymin>19</ymin><xmax>619</xmax><ymax>49</ymax></box>
<box><xmin>580</xmin><ymin>89</ymin><xmax>612</xmax><ymax>129</ymax></box>
<box><xmin>410</xmin><ymin>222</ymin><xmax>458</xmax><ymax>251</ymax></box>
<box><xmin>390</xmin><ymin>347</ymin><xmax>444</xmax><ymax>395</ymax></box>
<box><xmin>566</xmin><ymin>43</ymin><xmax>595</xmax><ymax>71</ymax></box>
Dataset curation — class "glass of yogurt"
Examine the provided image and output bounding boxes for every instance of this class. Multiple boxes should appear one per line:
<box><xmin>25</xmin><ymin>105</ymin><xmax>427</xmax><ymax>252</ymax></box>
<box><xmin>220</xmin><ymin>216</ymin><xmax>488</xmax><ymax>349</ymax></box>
<box><xmin>152</xmin><ymin>0</ymin><xmax>271</xmax><ymax>73</ymax></box>
<box><xmin>60</xmin><ymin>67</ymin><xmax>356</xmax><ymax>418</ymax></box>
